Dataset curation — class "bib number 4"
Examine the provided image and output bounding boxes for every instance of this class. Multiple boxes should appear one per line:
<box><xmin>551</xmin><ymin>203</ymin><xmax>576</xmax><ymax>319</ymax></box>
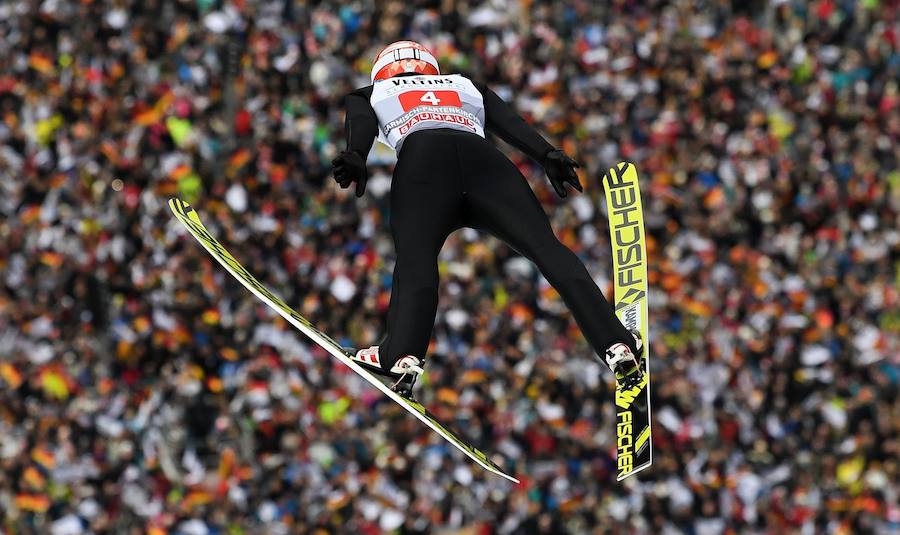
<box><xmin>399</xmin><ymin>90</ymin><xmax>462</xmax><ymax>111</ymax></box>
<box><xmin>420</xmin><ymin>91</ymin><xmax>441</xmax><ymax>105</ymax></box>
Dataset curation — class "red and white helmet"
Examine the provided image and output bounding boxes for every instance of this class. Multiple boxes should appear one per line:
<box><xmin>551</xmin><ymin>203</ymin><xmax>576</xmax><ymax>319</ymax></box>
<box><xmin>371</xmin><ymin>41</ymin><xmax>440</xmax><ymax>83</ymax></box>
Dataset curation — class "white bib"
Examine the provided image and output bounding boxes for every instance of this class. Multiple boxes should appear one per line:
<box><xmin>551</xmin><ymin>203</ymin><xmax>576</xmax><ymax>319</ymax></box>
<box><xmin>370</xmin><ymin>74</ymin><xmax>486</xmax><ymax>152</ymax></box>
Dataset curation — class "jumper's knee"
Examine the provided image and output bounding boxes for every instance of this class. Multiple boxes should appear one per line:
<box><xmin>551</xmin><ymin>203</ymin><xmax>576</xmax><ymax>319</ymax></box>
<box><xmin>530</xmin><ymin>240</ymin><xmax>587</xmax><ymax>282</ymax></box>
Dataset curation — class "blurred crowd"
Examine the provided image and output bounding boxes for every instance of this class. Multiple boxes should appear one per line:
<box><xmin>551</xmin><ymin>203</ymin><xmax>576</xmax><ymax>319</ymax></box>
<box><xmin>1</xmin><ymin>0</ymin><xmax>899</xmax><ymax>533</ymax></box>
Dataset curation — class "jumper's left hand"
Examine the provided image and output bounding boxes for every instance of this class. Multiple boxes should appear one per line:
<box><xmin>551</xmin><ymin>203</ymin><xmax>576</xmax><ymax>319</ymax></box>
<box><xmin>332</xmin><ymin>150</ymin><xmax>368</xmax><ymax>197</ymax></box>
<box><xmin>543</xmin><ymin>149</ymin><xmax>582</xmax><ymax>198</ymax></box>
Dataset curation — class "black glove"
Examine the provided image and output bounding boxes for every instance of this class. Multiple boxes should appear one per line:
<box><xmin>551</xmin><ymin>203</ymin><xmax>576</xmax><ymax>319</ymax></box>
<box><xmin>543</xmin><ymin>149</ymin><xmax>582</xmax><ymax>198</ymax></box>
<box><xmin>332</xmin><ymin>150</ymin><xmax>368</xmax><ymax>197</ymax></box>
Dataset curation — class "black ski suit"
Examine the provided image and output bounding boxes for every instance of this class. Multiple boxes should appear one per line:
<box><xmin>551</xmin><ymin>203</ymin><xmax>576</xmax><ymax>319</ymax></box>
<box><xmin>341</xmin><ymin>80</ymin><xmax>637</xmax><ymax>371</ymax></box>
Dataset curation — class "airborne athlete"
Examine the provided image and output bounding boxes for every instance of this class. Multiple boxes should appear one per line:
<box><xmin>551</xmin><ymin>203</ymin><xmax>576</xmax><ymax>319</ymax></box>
<box><xmin>332</xmin><ymin>41</ymin><xmax>642</xmax><ymax>398</ymax></box>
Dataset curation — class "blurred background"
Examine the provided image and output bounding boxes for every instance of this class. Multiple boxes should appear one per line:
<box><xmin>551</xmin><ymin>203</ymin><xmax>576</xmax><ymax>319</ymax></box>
<box><xmin>1</xmin><ymin>0</ymin><xmax>899</xmax><ymax>533</ymax></box>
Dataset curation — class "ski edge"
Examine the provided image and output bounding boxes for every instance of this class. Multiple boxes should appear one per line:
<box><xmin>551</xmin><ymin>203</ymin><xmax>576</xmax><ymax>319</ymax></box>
<box><xmin>167</xmin><ymin>198</ymin><xmax>519</xmax><ymax>484</ymax></box>
<box><xmin>603</xmin><ymin>161</ymin><xmax>653</xmax><ymax>482</ymax></box>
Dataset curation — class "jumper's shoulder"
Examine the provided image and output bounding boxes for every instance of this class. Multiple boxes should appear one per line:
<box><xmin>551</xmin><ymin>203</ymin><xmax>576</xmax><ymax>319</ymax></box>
<box><xmin>347</xmin><ymin>85</ymin><xmax>374</xmax><ymax>100</ymax></box>
<box><xmin>347</xmin><ymin>84</ymin><xmax>374</xmax><ymax>98</ymax></box>
<box><xmin>466</xmin><ymin>78</ymin><xmax>487</xmax><ymax>92</ymax></box>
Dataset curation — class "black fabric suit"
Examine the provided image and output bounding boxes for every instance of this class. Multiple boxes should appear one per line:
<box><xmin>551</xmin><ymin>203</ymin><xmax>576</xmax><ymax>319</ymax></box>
<box><xmin>342</xmin><ymin>81</ymin><xmax>636</xmax><ymax>370</ymax></box>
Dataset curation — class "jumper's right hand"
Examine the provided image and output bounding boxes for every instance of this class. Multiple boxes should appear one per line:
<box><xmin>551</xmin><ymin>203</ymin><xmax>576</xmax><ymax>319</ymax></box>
<box><xmin>332</xmin><ymin>150</ymin><xmax>368</xmax><ymax>197</ymax></box>
<box><xmin>543</xmin><ymin>149</ymin><xmax>582</xmax><ymax>198</ymax></box>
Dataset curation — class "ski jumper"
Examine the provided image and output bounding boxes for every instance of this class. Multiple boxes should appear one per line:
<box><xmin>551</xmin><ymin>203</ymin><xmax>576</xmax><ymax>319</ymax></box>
<box><xmin>343</xmin><ymin>74</ymin><xmax>637</xmax><ymax>371</ymax></box>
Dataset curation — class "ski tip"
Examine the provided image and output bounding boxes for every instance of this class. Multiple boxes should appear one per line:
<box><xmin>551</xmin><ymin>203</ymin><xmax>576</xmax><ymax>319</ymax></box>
<box><xmin>602</xmin><ymin>161</ymin><xmax>637</xmax><ymax>185</ymax></box>
<box><xmin>169</xmin><ymin>197</ymin><xmax>194</xmax><ymax>214</ymax></box>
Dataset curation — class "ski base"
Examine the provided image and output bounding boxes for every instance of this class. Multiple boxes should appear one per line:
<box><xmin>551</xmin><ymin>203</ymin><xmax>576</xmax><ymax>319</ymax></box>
<box><xmin>602</xmin><ymin>162</ymin><xmax>653</xmax><ymax>481</ymax></box>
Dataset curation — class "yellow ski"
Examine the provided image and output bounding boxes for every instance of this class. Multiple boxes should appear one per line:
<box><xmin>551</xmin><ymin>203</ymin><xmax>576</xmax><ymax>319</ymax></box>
<box><xmin>169</xmin><ymin>198</ymin><xmax>518</xmax><ymax>484</ymax></box>
<box><xmin>602</xmin><ymin>162</ymin><xmax>652</xmax><ymax>481</ymax></box>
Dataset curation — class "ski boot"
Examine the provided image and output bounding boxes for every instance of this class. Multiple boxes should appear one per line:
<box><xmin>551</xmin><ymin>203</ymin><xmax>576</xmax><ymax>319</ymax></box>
<box><xmin>347</xmin><ymin>346</ymin><xmax>425</xmax><ymax>399</ymax></box>
<box><xmin>603</xmin><ymin>329</ymin><xmax>644</xmax><ymax>389</ymax></box>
